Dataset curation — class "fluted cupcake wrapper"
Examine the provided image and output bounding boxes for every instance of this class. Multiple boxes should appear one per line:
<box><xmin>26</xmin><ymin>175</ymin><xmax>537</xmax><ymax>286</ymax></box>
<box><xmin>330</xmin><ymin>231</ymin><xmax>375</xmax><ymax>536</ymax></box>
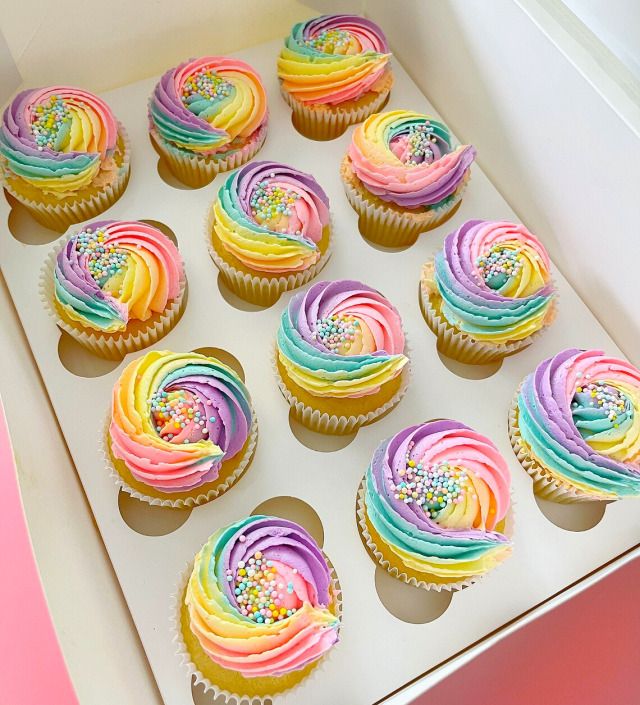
<box><xmin>419</xmin><ymin>262</ymin><xmax>557</xmax><ymax>365</ymax></box>
<box><xmin>40</xmin><ymin>234</ymin><xmax>187</xmax><ymax>360</ymax></box>
<box><xmin>280</xmin><ymin>71</ymin><xmax>392</xmax><ymax>141</ymax></box>
<box><xmin>100</xmin><ymin>411</ymin><xmax>258</xmax><ymax>509</ymax></box>
<box><xmin>340</xmin><ymin>155</ymin><xmax>468</xmax><ymax>247</ymax></box>
<box><xmin>150</xmin><ymin>122</ymin><xmax>268</xmax><ymax>188</ymax></box>
<box><xmin>3</xmin><ymin>124</ymin><xmax>131</xmax><ymax>233</ymax></box>
<box><xmin>205</xmin><ymin>205</ymin><xmax>333</xmax><ymax>306</ymax></box>
<box><xmin>356</xmin><ymin>480</ymin><xmax>515</xmax><ymax>591</ymax></box>
<box><xmin>507</xmin><ymin>389</ymin><xmax>614</xmax><ymax>504</ymax></box>
<box><xmin>273</xmin><ymin>341</ymin><xmax>411</xmax><ymax>435</ymax></box>
<box><xmin>170</xmin><ymin>556</ymin><xmax>342</xmax><ymax>703</ymax></box>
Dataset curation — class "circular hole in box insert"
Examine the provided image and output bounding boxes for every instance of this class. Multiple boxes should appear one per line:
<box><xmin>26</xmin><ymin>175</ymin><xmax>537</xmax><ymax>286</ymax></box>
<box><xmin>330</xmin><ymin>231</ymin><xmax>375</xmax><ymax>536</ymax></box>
<box><xmin>57</xmin><ymin>332</ymin><xmax>121</xmax><ymax>377</ymax></box>
<box><xmin>374</xmin><ymin>565</ymin><xmax>453</xmax><ymax>623</ymax></box>
<box><xmin>216</xmin><ymin>273</ymin><xmax>278</xmax><ymax>313</ymax></box>
<box><xmin>288</xmin><ymin>408</ymin><xmax>357</xmax><ymax>452</ymax></box>
<box><xmin>191</xmin><ymin>347</ymin><xmax>245</xmax><ymax>382</ymax></box>
<box><xmin>5</xmin><ymin>191</ymin><xmax>61</xmax><ymax>245</ymax></box>
<box><xmin>534</xmin><ymin>494</ymin><xmax>609</xmax><ymax>532</ymax></box>
<box><xmin>436</xmin><ymin>348</ymin><xmax>502</xmax><ymax>380</ymax></box>
<box><xmin>192</xmin><ymin>680</ymin><xmax>271</xmax><ymax>705</ymax></box>
<box><xmin>251</xmin><ymin>496</ymin><xmax>324</xmax><ymax>548</ymax></box>
<box><xmin>356</xmin><ymin>217</ymin><xmax>417</xmax><ymax>253</ymax></box>
<box><xmin>139</xmin><ymin>219</ymin><xmax>179</xmax><ymax>247</ymax></box>
<box><xmin>118</xmin><ymin>489</ymin><xmax>192</xmax><ymax>536</ymax></box>
<box><xmin>149</xmin><ymin>135</ymin><xmax>195</xmax><ymax>191</ymax></box>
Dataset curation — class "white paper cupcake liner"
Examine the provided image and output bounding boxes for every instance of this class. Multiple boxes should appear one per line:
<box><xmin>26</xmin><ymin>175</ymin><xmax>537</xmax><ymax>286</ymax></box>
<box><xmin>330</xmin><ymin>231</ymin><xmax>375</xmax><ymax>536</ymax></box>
<box><xmin>39</xmin><ymin>235</ymin><xmax>187</xmax><ymax>360</ymax></box>
<box><xmin>3</xmin><ymin>123</ymin><xmax>131</xmax><ymax>233</ymax></box>
<box><xmin>280</xmin><ymin>74</ymin><xmax>392</xmax><ymax>141</ymax></box>
<box><xmin>150</xmin><ymin>122</ymin><xmax>268</xmax><ymax>188</ymax></box>
<box><xmin>273</xmin><ymin>342</ymin><xmax>412</xmax><ymax>435</ymax></box>
<box><xmin>100</xmin><ymin>411</ymin><xmax>258</xmax><ymax>509</ymax></box>
<box><xmin>205</xmin><ymin>205</ymin><xmax>333</xmax><ymax>306</ymax></box>
<box><xmin>419</xmin><ymin>262</ymin><xmax>557</xmax><ymax>364</ymax></box>
<box><xmin>507</xmin><ymin>390</ymin><xmax>614</xmax><ymax>504</ymax></box>
<box><xmin>171</xmin><ymin>554</ymin><xmax>342</xmax><ymax>703</ymax></box>
<box><xmin>356</xmin><ymin>481</ymin><xmax>515</xmax><ymax>591</ymax></box>
<box><xmin>341</xmin><ymin>155</ymin><xmax>468</xmax><ymax>247</ymax></box>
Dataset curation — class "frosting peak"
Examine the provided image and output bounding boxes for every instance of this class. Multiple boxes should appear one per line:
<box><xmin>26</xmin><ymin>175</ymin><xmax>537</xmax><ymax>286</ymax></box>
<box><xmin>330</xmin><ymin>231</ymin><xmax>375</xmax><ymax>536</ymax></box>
<box><xmin>212</xmin><ymin>160</ymin><xmax>330</xmax><ymax>273</ymax></box>
<box><xmin>348</xmin><ymin>110</ymin><xmax>476</xmax><ymax>209</ymax></box>
<box><xmin>185</xmin><ymin>515</ymin><xmax>339</xmax><ymax>678</ymax></box>
<box><xmin>277</xmin><ymin>279</ymin><xmax>408</xmax><ymax>398</ymax></box>
<box><xmin>278</xmin><ymin>14</ymin><xmax>391</xmax><ymax>106</ymax></box>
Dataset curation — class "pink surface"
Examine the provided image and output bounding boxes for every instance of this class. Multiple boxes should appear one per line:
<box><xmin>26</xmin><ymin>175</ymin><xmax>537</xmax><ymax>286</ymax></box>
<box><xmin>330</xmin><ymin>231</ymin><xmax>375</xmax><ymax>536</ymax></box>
<box><xmin>415</xmin><ymin>555</ymin><xmax>640</xmax><ymax>705</ymax></box>
<box><xmin>0</xmin><ymin>397</ymin><xmax>79</xmax><ymax>705</ymax></box>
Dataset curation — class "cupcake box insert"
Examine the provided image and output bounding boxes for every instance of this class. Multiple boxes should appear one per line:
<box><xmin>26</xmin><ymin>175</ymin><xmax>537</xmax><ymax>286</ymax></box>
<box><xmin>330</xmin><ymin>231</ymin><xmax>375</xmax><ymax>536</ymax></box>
<box><xmin>1</xmin><ymin>39</ymin><xmax>639</xmax><ymax>705</ymax></box>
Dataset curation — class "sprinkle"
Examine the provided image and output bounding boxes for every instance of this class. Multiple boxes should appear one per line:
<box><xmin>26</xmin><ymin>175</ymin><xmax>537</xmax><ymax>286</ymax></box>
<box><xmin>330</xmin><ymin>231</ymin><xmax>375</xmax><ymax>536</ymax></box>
<box><xmin>476</xmin><ymin>245</ymin><xmax>523</xmax><ymax>289</ymax></box>
<box><xmin>232</xmin><ymin>550</ymin><xmax>298</xmax><ymax>622</ymax></box>
<box><xmin>313</xmin><ymin>313</ymin><xmax>360</xmax><ymax>354</ymax></box>
<box><xmin>181</xmin><ymin>69</ymin><xmax>233</xmax><ymax>109</ymax></box>
<box><xmin>30</xmin><ymin>95</ymin><xmax>72</xmax><ymax>151</ymax></box>
<box><xmin>304</xmin><ymin>28</ymin><xmax>351</xmax><ymax>54</ymax></box>
<box><xmin>389</xmin><ymin>456</ymin><xmax>469</xmax><ymax>518</ymax></box>
<box><xmin>74</xmin><ymin>229</ymin><xmax>128</xmax><ymax>286</ymax></box>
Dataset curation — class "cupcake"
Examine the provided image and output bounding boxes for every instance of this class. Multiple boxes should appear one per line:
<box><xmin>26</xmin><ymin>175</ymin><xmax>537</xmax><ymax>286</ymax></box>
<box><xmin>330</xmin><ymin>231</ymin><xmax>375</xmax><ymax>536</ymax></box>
<box><xmin>0</xmin><ymin>86</ymin><xmax>130</xmax><ymax>232</ymax></box>
<box><xmin>341</xmin><ymin>110</ymin><xmax>475</xmax><ymax>246</ymax></box>
<box><xmin>41</xmin><ymin>220</ymin><xmax>186</xmax><ymax>359</ymax></box>
<box><xmin>207</xmin><ymin>161</ymin><xmax>332</xmax><ymax>306</ymax></box>
<box><xmin>106</xmin><ymin>350</ymin><xmax>257</xmax><ymax>507</ymax></box>
<box><xmin>509</xmin><ymin>348</ymin><xmax>640</xmax><ymax>503</ymax></box>
<box><xmin>420</xmin><ymin>219</ymin><xmax>556</xmax><ymax>364</ymax></box>
<box><xmin>276</xmin><ymin>279</ymin><xmax>410</xmax><ymax>434</ymax></box>
<box><xmin>175</xmin><ymin>515</ymin><xmax>341</xmax><ymax>699</ymax></box>
<box><xmin>277</xmin><ymin>14</ymin><xmax>392</xmax><ymax>140</ymax></box>
<box><xmin>149</xmin><ymin>56</ymin><xmax>268</xmax><ymax>188</ymax></box>
<box><xmin>357</xmin><ymin>420</ymin><xmax>512</xmax><ymax>589</ymax></box>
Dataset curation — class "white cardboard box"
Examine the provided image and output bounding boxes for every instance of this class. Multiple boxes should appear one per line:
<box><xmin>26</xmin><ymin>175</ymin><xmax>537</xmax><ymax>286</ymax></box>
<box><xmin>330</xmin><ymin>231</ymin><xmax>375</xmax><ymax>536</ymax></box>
<box><xmin>1</xmin><ymin>3</ymin><xmax>639</xmax><ymax>704</ymax></box>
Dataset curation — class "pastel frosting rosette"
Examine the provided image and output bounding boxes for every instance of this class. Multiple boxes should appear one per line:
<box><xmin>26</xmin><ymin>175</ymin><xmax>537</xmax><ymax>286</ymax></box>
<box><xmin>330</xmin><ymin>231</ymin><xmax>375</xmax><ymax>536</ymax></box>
<box><xmin>149</xmin><ymin>56</ymin><xmax>268</xmax><ymax>187</ymax></box>
<box><xmin>276</xmin><ymin>279</ymin><xmax>410</xmax><ymax>433</ymax></box>
<box><xmin>342</xmin><ymin>110</ymin><xmax>476</xmax><ymax>246</ymax></box>
<box><xmin>420</xmin><ymin>219</ymin><xmax>556</xmax><ymax>364</ymax></box>
<box><xmin>277</xmin><ymin>14</ymin><xmax>393</xmax><ymax>139</ymax></box>
<box><xmin>358</xmin><ymin>420</ymin><xmax>513</xmax><ymax>589</ymax></box>
<box><xmin>176</xmin><ymin>515</ymin><xmax>340</xmax><ymax>699</ymax></box>
<box><xmin>208</xmin><ymin>160</ymin><xmax>332</xmax><ymax>305</ymax></box>
<box><xmin>43</xmin><ymin>219</ymin><xmax>186</xmax><ymax>359</ymax></box>
<box><xmin>0</xmin><ymin>85</ymin><xmax>130</xmax><ymax>231</ymax></box>
<box><xmin>510</xmin><ymin>348</ymin><xmax>640</xmax><ymax>503</ymax></box>
<box><xmin>107</xmin><ymin>350</ymin><xmax>257</xmax><ymax>507</ymax></box>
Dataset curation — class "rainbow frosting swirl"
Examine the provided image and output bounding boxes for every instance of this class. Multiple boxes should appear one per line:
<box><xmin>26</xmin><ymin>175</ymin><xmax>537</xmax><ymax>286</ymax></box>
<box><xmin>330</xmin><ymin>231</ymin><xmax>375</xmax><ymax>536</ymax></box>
<box><xmin>212</xmin><ymin>160</ymin><xmax>330</xmax><ymax>273</ymax></box>
<box><xmin>0</xmin><ymin>86</ymin><xmax>121</xmax><ymax>195</ymax></box>
<box><xmin>277</xmin><ymin>280</ymin><xmax>408</xmax><ymax>399</ymax></box>
<box><xmin>430</xmin><ymin>219</ymin><xmax>555</xmax><ymax>344</ymax></box>
<box><xmin>185</xmin><ymin>515</ymin><xmax>339</xmax><ymax>677</ymax></box>
<box><xmin>363</xmin><ymin>420</ymin><xmax>512</xmax><ymax>582</ymax></box>
<box><xmin>149</xmin><ymin>56</ymin><xmax>267</xmax><ymax>155</ymax></box>
<box><xmin>110</xmin><ymin>350</ymin><xmax>254</xmax><ymax>493</ymax></box>
<box><xmin>515</xmin><ymin>348</ymin><xmax>640</xmax><ymax>499</ymax></box>
<box><xmin>278</xmin><ymin>14</ymin><xmax>391</xmax><ymax>106</ymax></box>
<box><xmin>54</xmin><ymin>220</ymin><xmax>183</xmax><ymax>333</ymax></box>
<box><xmin>347</xmin><ymin>110</ymin><xmax>476</xmax><ymax>209</ymax></box>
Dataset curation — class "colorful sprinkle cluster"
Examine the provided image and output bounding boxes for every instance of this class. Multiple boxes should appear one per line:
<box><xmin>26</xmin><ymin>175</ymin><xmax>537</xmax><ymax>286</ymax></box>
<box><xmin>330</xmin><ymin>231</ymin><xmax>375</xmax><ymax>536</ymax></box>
<box><xmin>476</xmin><ymin>246</ymin><xmax>523</xmax><ymax>289</ymax></box>
<box><xmin>404</xmin><ymin>122</ymin><xmax>436</xmax><ymax>166</ymax></box>
<box><xmin>182</xmin><ymin>69</ymin><xmax>233</xmax><ymax>106</ymax></box>
<box><xmin>148</xmin><ymin>389</ymin><xmax>215</xmax><ymax>443</ymax></box>
<box><xmin>389</xmin><ymin>444</ymin><xmax>470</xmax><ymax>518</ymax></box>
<box><xmin>250</xmin><ymin>178</ymin><xmax>301</xmax><ymax>231</ymax></box>
<box><xmin>305</xmin><ymin>28</ymin><xmax>351</xmax><ymax>54</ymax></box>
<box><xmin>572</xmin><ymin>380</ymin><xmax>628</xmax><ymax>426</ymax></box>
<box><xmin>312</xmin><ymin>314</ymin><xmax>361</xmax><ymax>353</ymax></box>
<box><xmin>75</xmin><ymin>228</ymin><xmax>128</xmax><ymax>286</ymax></box>
<box><xmin>228</xmin><ymin>548</ymin><xmax>299</xmax><ymax>624</ymax></box>
<box><xmin>31</xmin><ymin>96</ymin><xmax>71</xmax><ymax>151</ymax></box>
